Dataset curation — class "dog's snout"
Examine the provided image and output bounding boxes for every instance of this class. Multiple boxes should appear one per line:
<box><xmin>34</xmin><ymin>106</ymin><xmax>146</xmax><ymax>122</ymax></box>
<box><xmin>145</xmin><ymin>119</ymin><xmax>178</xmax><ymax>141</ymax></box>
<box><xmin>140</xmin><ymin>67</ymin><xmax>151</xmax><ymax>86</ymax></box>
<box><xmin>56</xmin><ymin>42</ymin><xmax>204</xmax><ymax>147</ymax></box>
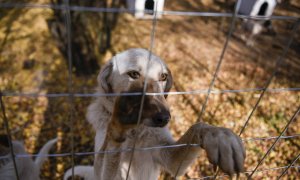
<box><xmin>153</xmin><ymin>112</ymin><xmax>170</xmax><ymax>127</ymax></box>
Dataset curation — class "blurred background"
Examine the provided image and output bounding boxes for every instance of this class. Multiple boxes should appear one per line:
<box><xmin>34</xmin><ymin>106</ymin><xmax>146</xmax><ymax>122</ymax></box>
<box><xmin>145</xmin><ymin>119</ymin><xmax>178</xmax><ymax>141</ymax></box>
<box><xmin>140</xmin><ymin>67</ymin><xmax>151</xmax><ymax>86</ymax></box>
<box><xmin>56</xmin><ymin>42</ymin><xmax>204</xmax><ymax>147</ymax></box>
<box><xmin>0</xmin><ymin>0</ymin><xmax>299</xmax><ymax>179</ymax></box>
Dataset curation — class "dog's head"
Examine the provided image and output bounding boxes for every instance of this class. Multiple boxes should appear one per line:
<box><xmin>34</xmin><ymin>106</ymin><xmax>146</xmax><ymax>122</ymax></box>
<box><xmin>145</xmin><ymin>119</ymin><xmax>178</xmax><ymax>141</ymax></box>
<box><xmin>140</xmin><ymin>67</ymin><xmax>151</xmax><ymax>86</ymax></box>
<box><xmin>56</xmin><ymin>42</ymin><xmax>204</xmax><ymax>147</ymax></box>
<box><xmin>98</xmin><ymin>48</ymin><xmax>173</xmax><ymax>128</ymax></box>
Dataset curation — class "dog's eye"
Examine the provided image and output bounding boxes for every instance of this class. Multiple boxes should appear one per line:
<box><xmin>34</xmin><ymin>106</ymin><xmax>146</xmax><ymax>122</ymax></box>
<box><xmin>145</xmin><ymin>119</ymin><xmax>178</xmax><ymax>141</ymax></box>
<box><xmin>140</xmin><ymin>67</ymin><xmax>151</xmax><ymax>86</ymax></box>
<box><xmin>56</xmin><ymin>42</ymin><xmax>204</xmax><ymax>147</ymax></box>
<box><xmin>160</xmin><ymin>73</ymin><xmax>168</xmax><ymax>81</ymax></box>
<box><xmin>127</xmin><ymin>71</ymin><xmax>140</xmax><ymax>79</ymax></box>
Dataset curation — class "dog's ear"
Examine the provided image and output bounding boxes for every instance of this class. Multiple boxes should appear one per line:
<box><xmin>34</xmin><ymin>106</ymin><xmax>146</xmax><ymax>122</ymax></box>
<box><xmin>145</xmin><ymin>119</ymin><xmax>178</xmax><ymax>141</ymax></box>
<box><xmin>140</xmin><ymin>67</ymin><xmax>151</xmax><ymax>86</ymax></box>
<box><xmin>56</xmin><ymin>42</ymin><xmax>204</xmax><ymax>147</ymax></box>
<box><xmin>97</xmin><ymin>61</ymin><xmax>113</xmax><ymax>93</ymax></box>
<box><xmin>164</xmin><ymin>68</ymin><xmax>173</xmax><ymax>96</ymax></box>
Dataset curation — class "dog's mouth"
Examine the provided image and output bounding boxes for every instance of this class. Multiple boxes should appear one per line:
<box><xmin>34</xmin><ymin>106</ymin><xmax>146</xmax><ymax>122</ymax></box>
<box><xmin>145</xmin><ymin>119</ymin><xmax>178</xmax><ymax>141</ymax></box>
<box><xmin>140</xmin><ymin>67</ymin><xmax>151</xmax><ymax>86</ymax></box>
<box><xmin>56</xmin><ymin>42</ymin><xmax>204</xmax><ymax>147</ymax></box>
<box><xmin>145</xmin><ymin>120</ymin><xmax>169</xmax><ymax>128</ymax></box>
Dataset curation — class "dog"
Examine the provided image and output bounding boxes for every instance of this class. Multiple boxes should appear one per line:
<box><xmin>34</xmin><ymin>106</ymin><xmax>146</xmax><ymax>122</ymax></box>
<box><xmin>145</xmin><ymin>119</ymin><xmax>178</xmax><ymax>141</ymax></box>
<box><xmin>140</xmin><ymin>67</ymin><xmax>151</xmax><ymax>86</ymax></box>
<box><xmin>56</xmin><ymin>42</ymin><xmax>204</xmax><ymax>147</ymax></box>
<box><xmin>64</xmin><ymin>48</ymin><xmax>245</xmax><ymax>180</ymax></box>
<box><xmin>0</xmin><ymin>135</ymin><xmax>57</xmax><ymax>180</ymax></box>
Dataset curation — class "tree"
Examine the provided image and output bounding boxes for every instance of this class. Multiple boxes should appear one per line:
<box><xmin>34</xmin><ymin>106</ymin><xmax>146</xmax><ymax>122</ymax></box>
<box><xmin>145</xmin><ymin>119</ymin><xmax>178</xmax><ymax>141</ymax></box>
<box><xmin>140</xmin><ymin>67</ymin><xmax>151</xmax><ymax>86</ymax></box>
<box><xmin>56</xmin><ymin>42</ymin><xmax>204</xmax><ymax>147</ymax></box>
<box><xmin>47</xmin><ymin>0</ymin><xmax>123</xmax><ymax>75</ymax></box>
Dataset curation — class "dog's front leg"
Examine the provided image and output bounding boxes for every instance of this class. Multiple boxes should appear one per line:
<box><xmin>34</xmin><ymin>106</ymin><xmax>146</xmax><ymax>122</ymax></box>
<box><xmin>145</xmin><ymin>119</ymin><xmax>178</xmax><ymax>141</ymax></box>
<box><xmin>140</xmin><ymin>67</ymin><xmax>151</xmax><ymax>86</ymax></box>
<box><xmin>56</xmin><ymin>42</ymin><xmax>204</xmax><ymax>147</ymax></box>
<box><xmin>95</xmin><ymin>146</ymin><xmax>121</xmax><ymax>180</ymax></box>
<box><xmin>159</xmin><ymin>122</ymin><xmax>245</xmax><ymax>177</ymax></box>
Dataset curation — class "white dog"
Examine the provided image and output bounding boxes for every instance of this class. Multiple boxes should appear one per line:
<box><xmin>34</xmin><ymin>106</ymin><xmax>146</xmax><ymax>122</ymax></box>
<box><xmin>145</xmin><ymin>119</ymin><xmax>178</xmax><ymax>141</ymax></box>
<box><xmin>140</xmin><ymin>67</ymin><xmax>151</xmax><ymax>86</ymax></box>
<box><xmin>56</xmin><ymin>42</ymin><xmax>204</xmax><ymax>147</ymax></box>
<box><xmin>64</xmin><ymin>48</ymin><xmax>245</xmax><ymax>180</ymax></box>
<box><xmin>0</xmin><ymin>136</ymin><xmax>57</xmax><ymax>180</ymax></box>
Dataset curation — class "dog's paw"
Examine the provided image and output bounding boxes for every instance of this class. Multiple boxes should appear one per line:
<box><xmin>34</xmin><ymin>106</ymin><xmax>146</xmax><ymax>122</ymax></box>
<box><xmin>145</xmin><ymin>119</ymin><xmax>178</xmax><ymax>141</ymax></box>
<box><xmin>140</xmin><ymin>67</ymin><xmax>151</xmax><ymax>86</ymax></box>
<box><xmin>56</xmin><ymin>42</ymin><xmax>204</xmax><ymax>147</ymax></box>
<box><xmin>199</xmin><ymin>125</ymin><xmax>246</xmax><ymax>176</ymax></box>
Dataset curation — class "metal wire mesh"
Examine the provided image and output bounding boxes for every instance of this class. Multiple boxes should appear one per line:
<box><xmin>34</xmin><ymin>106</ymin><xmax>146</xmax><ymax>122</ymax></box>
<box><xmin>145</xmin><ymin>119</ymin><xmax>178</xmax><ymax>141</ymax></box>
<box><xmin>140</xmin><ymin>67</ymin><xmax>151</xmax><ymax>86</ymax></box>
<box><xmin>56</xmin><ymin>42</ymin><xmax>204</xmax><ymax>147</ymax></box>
<box><xmin>0</xmin><ymin>0</ymin><xmax>299</xmax><ymax>179</ymax></box>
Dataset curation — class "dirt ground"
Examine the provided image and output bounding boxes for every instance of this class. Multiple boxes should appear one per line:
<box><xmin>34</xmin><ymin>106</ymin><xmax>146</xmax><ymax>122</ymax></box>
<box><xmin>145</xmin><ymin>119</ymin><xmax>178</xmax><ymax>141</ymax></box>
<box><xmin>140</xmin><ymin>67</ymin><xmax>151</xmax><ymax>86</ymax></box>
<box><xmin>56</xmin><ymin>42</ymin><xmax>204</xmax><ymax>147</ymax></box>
<box><xmin>0</xmin><ymin>0</ymin><xmax>299</xmax><ymax>179</ymax></box>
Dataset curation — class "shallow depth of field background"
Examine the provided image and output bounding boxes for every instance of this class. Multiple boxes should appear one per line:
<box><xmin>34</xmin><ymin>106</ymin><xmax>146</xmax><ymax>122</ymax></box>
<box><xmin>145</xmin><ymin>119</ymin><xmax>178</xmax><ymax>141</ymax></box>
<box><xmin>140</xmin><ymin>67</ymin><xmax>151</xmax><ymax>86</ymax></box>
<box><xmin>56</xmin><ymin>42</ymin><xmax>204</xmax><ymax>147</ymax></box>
<box><xmin>0</xmin><ymin>0</ymin><xmax>299</xmax><ymax>179</ymax></box>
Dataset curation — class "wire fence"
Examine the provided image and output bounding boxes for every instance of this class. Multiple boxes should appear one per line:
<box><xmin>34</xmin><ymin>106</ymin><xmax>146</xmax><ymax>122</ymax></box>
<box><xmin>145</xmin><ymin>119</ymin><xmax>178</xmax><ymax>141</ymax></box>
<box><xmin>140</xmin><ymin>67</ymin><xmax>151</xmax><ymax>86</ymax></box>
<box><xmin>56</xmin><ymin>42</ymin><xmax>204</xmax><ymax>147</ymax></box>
<box><xmin>0</xmin><ymin>134</ymin><xmax>299</xmax><ymax>160</ymax></box>
<box><xmin>0</xmin><ymin>0</ymin><xmax>299</xmax><ymax>179</ymax></box>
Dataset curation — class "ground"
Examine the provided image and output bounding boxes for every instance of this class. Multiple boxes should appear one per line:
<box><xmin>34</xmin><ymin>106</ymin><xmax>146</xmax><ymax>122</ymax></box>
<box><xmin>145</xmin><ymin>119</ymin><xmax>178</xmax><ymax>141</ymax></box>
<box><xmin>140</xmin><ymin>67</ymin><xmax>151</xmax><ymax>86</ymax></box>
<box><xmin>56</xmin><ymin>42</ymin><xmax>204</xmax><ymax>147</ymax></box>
<box><xmin>0</xmin><ymin>0</ymin><xmax>299</xmax><ymax>179</ymax></box>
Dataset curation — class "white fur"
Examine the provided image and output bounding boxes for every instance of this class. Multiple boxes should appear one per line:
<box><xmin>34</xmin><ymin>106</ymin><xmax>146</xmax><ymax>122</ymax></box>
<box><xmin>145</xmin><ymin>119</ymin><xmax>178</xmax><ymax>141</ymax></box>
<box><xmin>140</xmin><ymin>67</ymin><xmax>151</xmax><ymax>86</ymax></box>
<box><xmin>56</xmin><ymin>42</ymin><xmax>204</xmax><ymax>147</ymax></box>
<box><xmin>0</xmin><ymin>138</ymin><xmax>57</xmax><ymax>180</ymax></box>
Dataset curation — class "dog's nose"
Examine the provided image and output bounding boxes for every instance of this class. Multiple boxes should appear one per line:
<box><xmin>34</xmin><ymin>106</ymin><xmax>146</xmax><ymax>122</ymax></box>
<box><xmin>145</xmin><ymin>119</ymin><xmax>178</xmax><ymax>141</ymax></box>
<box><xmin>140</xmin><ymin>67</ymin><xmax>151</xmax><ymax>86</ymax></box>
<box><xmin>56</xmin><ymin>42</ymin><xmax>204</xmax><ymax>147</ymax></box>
<box><xmin>152</xmin><ymin>112</ymin><xmax>170</xmax><ymax>127</ymax></box>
